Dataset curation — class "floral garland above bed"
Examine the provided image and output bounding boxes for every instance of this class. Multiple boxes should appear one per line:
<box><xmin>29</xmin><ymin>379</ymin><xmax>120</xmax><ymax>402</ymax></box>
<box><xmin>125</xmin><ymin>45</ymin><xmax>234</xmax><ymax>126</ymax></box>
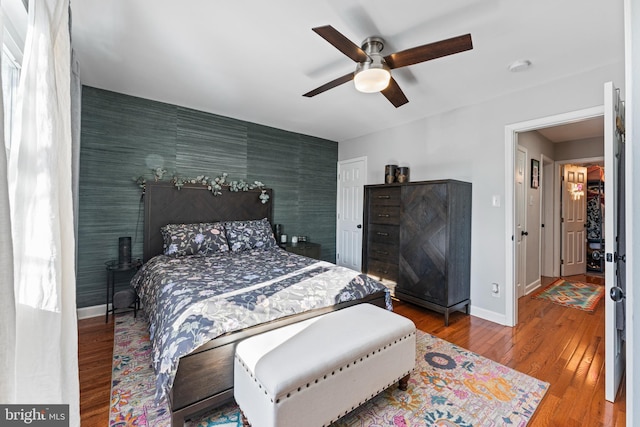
<box><xmin>133</xmin><ymin>169</ymin><xmax>270</xmax><ymax>204</ymax></box>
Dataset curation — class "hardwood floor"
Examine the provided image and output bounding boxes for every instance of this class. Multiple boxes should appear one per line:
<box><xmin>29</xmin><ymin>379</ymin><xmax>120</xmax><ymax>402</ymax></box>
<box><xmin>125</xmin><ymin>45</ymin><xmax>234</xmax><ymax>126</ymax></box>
<box><xmin>78</xmin><ymin>274</ymin><xmax>625</xmax><ymax>426</ymax></box>
<box><xmin>78</xmin><ymin>315</ymin><xmax>113</xmax><ymax>427</ymax></box>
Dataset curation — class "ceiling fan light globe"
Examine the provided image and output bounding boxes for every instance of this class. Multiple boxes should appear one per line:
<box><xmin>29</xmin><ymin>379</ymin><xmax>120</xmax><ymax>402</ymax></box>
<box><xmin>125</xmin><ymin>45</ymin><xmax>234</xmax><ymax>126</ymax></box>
<box><xmin>354</xmin><ymin>68</ymin><xmax>391</xmax><ymax>93</ymax></box>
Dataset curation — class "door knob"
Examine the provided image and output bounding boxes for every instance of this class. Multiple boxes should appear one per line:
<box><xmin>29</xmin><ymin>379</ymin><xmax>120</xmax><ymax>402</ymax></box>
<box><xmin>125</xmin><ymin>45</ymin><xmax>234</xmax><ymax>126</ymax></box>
<box><xmin>521</xmin><ymin>231</ymin><xmax>529</xmax><ymax>236</ymax></box>
<box><xmin>356</xmin><ymin>224</ymin><xmax>362</xmax><ymax>229</ymax></box>
<box><xmin>610</xmin><ymin>286</ymin><xmax>625</xmax><ymax>302</ymax></box>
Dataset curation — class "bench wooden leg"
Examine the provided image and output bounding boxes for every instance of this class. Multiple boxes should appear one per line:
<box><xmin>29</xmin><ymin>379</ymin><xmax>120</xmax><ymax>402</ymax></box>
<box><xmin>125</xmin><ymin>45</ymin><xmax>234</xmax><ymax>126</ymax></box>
<box><xmin>240</xmin><ymin>410</ymin><xmax>250</xmax><ymax>427</ymax></box>
<box><xmin>398</xmin><ymin>374</ymin><xmax>410</xmax><ymax>391</ymax></box>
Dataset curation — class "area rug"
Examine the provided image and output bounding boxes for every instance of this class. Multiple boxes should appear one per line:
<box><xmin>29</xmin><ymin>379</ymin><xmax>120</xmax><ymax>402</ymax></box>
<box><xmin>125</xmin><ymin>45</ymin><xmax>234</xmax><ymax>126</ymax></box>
<box><xmin>110</xmin><ymin>312</ymin><xmax>549</xmax><ymax>427</ymax></box>
<box><xmin>533</xmin><ymin>278</ymin><xmax>604</xmax><ymax>312</ymax></box>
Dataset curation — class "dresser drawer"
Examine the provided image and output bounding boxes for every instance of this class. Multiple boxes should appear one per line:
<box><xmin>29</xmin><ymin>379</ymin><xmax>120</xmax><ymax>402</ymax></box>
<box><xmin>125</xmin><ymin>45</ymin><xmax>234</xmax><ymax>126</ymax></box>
<box><xmin>367</xmin><ymin>224</ymin><xmax>400</xmax><ymax>244</ymax></box>
<box><xmin>368</xmin><ymin>205</ymin><xmax>400</xmax><ymax>225</ymax></box>
<box><xmin>368</xmin><ymin>187</ymin><xmax>401</xmax><ymax>207</ymax></box>
<box><xmin>365</xmin><ymin>259</ymin><xmax>398</xmax><ymax>282</ymax></box>
<box><xmin>367</xmin><ymin>241</ymin><xmax>398</xmax><ymax>261</ymax></box>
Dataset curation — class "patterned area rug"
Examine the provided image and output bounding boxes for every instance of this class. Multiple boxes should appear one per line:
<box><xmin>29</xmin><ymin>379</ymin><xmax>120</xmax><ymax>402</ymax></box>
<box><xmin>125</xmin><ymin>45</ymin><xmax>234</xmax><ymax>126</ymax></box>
<box><xmin>110</xmin><ymin>312</ymin><xmax>549</xmax><ymax>426</ymax></box>
<box><xmin>533</xmin><ymin>278</ymin><xmax>604</xmax><ymax>312</ymax></box>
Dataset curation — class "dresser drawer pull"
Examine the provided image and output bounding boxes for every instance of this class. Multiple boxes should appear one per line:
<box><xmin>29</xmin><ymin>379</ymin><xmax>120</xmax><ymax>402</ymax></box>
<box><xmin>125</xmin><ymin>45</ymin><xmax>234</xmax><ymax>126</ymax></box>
<box><xmin>376</xmin><ymin>195</ymin><xmax>391</xmax><ymax>199</ymax></box>
<box><xmin>377</xmin><ymin>214</ymin><xmax>391</xmax><ymax>218</ymax></box>
<box><xmin>375</xmin><ymin>269</ymin><xmax>389</xmax><ymax>274</ymax></box>
<box><xmin>375</xmin><ymin>250</ymin><xmax>389</xmax><ymax>255</ymax></box>
<box><xmin>376</xmin><ymin>232</ymin><xmax>389</xmax><ymax>237</ymax></box>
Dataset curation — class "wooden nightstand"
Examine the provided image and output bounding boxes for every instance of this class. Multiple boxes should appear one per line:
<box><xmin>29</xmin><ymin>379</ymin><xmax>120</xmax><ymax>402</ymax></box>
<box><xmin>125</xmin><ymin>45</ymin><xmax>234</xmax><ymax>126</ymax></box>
<box><xmin>284</xmin><ymin>242</ymin><xmax>321</xmax><ymax>260</ymax></box>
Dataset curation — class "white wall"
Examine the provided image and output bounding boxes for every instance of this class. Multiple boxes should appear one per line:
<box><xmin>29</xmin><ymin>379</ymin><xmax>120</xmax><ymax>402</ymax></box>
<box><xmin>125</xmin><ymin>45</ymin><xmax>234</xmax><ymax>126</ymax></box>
<box><xmin>624</xmin><ymin>0</ymin><xmax>638</xmax><ymax>422</ymax></box>
<box><xmin>339</xmin><ymin>63</ymin><xmax>624</xmax><ymax>324</ymax></box>
<box><xmin>554</xmin><ymin>136</ymin><xmax>605</xmax><ymax>160</ymax></box>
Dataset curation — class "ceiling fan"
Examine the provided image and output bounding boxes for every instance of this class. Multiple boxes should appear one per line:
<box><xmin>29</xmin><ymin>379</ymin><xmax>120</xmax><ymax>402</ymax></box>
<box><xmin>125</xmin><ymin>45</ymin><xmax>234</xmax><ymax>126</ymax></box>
<box><xmin>303</xmin><ymin>25</ymin><xmax>473</xmax><ymax>108</ymax></box>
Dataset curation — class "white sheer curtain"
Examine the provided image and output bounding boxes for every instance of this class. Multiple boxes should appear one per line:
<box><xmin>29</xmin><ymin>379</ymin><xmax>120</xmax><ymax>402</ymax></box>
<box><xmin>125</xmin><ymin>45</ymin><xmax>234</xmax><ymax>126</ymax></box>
<box><xmin>6</xmin><ymin>0</ymin><xmax>79</xmax><ymax>424</ymax></box>
<box><xmin>0</xmin><ymin>0</ymin><xmax>17</xmax><ymax>403</ymax></box>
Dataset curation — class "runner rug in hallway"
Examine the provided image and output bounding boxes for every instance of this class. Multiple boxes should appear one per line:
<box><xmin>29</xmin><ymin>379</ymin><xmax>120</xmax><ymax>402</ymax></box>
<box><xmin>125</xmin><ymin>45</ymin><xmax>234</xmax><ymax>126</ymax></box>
<box><xmin>110</xmin><ymin>312</ymin><xmax>549</xmax><ymax>427</ymax></box>
<box><xmin>533</xmin><ymin>278</ymin><xmax>604</xmax><ymax>312</ymax></box>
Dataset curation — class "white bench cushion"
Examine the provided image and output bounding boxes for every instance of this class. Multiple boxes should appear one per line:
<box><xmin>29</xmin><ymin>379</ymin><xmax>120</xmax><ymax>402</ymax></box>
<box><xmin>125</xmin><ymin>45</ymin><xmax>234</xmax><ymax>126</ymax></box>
<box><xmin>234</xmin><ymin>303</ymin><xmax>416</xmax><ymax>427</ymax></box>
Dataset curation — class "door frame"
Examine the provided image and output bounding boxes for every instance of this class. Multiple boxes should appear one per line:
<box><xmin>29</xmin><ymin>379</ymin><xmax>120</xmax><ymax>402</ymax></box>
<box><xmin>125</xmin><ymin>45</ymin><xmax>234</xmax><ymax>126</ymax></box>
<box><xmin>504</xmin><ymin>106</ymin><xmax>604</xmax><ymax>326</ymax></box>
<box><xmin>624</xmin><ymin>1</ymin><xmax>638</xmax><ymax>422</ymax></box>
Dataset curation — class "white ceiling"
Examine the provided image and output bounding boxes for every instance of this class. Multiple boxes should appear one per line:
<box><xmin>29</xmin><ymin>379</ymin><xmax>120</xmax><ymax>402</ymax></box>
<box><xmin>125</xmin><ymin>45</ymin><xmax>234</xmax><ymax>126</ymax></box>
<box><xmin>71</xmin><ymin>0</ymin><xmax>624</xmax><ymax>142</ymax></box>
<box><xmin>536</xmin><ymin>116</ymin><xmax>605</xmax><ymax>143</ymax></box>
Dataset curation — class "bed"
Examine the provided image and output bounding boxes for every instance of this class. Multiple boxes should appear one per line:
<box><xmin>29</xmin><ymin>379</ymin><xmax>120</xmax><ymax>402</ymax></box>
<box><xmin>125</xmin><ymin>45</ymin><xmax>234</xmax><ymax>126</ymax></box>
<box><xmin>134</xmin><ymin>182</ymin><xmax>390</xmax><ymax>426</ymax></box>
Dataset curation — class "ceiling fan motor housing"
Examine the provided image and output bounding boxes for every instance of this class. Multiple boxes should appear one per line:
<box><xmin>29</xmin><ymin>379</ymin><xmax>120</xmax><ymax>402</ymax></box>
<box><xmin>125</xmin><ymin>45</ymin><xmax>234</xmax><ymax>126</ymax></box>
<box><xmin>361</xmin><ymin>37</ymin><xmax>385</xmax><ymax>54</ymax></box>
<box><xmin>354</xmin><ymin>37</ymin><xmax>391</xmax><ymax>93</ymax></box>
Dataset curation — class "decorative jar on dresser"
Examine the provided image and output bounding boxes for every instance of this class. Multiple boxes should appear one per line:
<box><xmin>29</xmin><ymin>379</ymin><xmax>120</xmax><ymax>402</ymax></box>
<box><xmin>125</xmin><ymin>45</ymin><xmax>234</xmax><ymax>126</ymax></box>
<box><xmin>362</xmin><ymin>179</ymin><xmax>472</xmax><ymax>326</ymax></box>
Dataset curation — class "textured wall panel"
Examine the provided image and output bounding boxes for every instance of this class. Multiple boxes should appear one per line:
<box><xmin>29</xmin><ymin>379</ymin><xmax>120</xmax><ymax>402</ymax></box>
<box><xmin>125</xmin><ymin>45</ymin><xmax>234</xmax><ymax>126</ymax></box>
<box><xmin>78</xmin><ymin>87</ymin><xmax>338</xmax><ymax>307</ymax></box>
<box><xmin>176</xmin><ymin>107</ymin><xmax>248</xmax><ymax>178</ymax></box>
<box><xmin>297</xmin><ymin>134</ymin><xmax>338</xmax><ymax>261</ymax></box>
<box><xmin>246</xmin><ymin>124</ymin><xmax>338</xmax><ymax>261</ymax></box>
<box><xmin>247</xmin><ymin>123</ymin><xmax>301</xmax><ymax>239</ymax></box>
<box><xmin>79</xmin><ymin>87</ymin><xmax>177</xmax><ymax>307</ymax></box>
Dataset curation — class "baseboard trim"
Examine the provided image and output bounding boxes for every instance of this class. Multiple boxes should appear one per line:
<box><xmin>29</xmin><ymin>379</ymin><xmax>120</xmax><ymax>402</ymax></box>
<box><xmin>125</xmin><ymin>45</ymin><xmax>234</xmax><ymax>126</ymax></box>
<box><xmin>525</xmin><ymin>278</ymin><xmax>542</xmax><ymax>296</ymax></box>
<box><xmin>469</xmin><ymin>305</ymin><xmax>508</xmax><ymax>326</ymax></box>
<box><xmin>77</xmin><ymin>303</ymin><xmax>143</xmax><ymax>320</ymax></box>
<box><xmin>77</xmin><ymin>304</ymin><xmax>107</xmax><ymax>320</ymax></box>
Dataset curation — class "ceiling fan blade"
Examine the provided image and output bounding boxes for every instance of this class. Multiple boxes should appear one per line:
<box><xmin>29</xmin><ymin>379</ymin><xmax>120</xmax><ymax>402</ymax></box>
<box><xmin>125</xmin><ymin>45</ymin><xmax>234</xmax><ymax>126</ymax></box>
<box><xmin>381</xmin><ymin>77</ymin><xmax>409</xmax><ymax>108</ymax></box>
<box><xmin>384</xmin><ymin>34</ymin><xmax>473</xmax><ymax>69</ymax></box>
<box><xmin>312</xmin><ymin>25</ymin><xmax>369</xmax><ymax>63</ymax></box>
<box><xmin>303</xmin><ymin>72</ymin><xmax>355</xmax><ymax>97</ymax></box>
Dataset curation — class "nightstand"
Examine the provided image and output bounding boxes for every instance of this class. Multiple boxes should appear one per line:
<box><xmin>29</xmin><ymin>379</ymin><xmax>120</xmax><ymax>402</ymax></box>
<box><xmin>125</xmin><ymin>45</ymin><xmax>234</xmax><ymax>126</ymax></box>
<box><xmin>284</xmin><ymin>242</ymin><xmax>321</xmax><ymax>260</ymax></box>
<box><xmin>105</xmin><ymin>259</ymin><xmax>142</xmax><ymax>322</ymax></box>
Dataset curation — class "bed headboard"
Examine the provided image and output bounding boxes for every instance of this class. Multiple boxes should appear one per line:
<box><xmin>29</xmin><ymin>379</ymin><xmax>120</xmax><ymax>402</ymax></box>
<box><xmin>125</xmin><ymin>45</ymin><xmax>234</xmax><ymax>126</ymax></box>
<box><xmin>143</xmin><ymin>182</ymin><xmax>274</xmax><ymax>262</ymax></box>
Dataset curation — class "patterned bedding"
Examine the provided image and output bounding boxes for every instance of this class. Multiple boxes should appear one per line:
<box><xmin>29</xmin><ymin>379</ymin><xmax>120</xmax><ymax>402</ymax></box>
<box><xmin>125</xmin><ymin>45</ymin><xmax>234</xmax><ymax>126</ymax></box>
<box><xmin>131</xmin><ymin>247</ymin><xmax>391</xmax><ymax>401</ymax></box>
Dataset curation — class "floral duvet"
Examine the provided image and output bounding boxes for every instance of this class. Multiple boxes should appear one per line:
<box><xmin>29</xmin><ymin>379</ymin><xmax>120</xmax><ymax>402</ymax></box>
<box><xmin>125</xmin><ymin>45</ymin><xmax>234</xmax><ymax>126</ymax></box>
<box><xmin>131</xmin><ymin>247</ymin><xmax>390</xmax><ymax>401</ymax></box>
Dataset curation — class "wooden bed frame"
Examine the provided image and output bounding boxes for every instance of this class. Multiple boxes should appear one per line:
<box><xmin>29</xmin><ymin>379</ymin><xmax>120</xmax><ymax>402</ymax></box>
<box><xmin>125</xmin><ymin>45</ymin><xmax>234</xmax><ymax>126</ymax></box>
<box><xmin>142</xmin><ymin>182</ymin><xmax>388</xmax><ymax>426</ymax></box>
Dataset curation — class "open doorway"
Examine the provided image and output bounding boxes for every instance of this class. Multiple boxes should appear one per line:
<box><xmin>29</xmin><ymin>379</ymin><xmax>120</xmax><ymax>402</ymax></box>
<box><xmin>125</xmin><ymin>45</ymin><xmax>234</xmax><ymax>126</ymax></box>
<box><xmin>585</xmin><ymin>164</ymin><xmax>605</xmax><ymax>275</ymax></box>
<box><xmin>514</xmin><ymin>118</ymin><xmax>604</xmax><ymax>303</ymax></box>
<box><xmin>504</xmin><ymin>106</ymin><xmax>604</xmax><ymax>326</ymax></box>
<box><xmin>554</xmin><ymin>159</ymin><xmax>605</xmax><ymax>279</ymax></box>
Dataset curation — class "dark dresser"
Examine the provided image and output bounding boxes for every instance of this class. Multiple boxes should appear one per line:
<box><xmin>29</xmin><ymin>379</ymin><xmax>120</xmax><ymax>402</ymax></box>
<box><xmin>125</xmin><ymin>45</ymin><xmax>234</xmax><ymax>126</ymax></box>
<box><xmin>362</xmin><ymin>180</ymin><xmax>472</xmax><ymax>325</ymax></box>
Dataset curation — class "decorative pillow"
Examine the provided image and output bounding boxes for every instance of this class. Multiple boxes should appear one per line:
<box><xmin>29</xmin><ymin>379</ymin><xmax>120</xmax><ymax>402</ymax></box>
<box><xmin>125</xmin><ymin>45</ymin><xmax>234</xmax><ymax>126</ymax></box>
<box><xmin>161</xmin><ymin>222</ymin><xmax>229</xmax><ymax>257</ymax></box>
<box><xmin>224</xmin><ymin>218</ymin><xmax>277</xmax><ymax>252</ymax></box>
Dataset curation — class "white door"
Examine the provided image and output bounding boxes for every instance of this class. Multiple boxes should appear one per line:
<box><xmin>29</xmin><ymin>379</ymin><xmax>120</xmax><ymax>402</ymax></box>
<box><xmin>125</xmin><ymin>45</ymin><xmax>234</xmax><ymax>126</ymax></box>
<box><xmin>604</xmin><ymin>81</ymin><xmax>625</xmax><ymax>402</ymax></box>
<box><xmin>336</xmin><ymin>157</ymin><xmax>366</xmax><ymax>270</ymax></box>
<box><xmin>561</xmin><ymin>164</ymin><xmax>587</xmax><ymax>276</ymax></box>
<box><xmin>515</xmin><ymin>146</ymin><xmax>527</xmax><ymax>298</ymax></box>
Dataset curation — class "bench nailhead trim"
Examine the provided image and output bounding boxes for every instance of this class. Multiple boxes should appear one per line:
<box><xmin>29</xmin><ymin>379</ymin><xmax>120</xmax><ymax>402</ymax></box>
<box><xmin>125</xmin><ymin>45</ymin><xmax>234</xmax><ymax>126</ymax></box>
<box><xmin>236</xmin><ymin>331</ymin><xmax>416</xmax><ymax>403</ymax></box>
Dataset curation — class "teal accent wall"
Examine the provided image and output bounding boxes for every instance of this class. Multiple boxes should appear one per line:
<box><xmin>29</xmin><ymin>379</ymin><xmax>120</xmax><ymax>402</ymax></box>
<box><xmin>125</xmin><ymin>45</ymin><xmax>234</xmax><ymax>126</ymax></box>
<box><xmin>78</xmin><ymin>86</ymin><xmax>338</xmax><ymax>308</ymax></box>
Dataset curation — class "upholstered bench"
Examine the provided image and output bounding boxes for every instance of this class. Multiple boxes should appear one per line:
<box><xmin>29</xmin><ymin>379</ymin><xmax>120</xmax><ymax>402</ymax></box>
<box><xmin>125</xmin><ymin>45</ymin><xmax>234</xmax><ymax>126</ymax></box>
<box><xmin>234</xmin><ymin>303</ymin><xmax>416</xmax><ymax>427</ymax></box>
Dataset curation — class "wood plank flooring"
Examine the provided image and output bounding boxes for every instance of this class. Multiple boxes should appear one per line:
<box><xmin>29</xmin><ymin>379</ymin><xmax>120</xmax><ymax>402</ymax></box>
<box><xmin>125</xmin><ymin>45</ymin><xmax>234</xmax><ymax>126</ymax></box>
<box><xmin>78</xmin><ymin>315</ymin><xmax>113</xmax><ymax>427</ymax></box>
<box><xmin>78</xmin><ymin>274</ymin><xmax>625</xmax><ymax>426</ymax></box>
